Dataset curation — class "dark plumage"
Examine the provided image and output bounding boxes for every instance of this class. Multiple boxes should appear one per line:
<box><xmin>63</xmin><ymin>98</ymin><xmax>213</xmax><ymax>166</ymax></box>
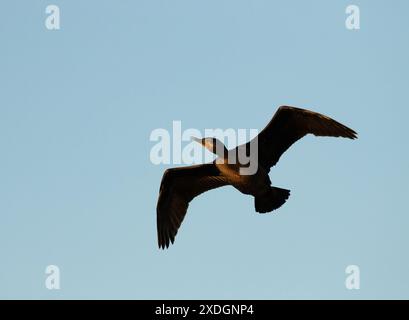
<box><xmin>156</xmin><ymin>106</ymin><xmax>357</xmax><ymax>249</ymax></box>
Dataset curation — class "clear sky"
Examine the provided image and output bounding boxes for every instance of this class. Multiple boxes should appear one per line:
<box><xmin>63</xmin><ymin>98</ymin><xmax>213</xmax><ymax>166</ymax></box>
<box><xmin>1</xmin><ymin>0</ymin><xmax>408</xmax><ymax>299</ymax></box>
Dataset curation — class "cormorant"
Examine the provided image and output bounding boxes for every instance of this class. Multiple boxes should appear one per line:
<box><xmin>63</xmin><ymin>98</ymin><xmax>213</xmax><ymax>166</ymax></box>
<box><xmin>156</xmin><ymin>106</ymin><xmax>357</xmax><ymax>249</ymax></box>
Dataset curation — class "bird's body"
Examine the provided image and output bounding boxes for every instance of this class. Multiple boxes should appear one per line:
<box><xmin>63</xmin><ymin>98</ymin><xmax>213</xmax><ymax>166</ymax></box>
<box><xmin>215</xmin><ymin>157</ymin><xmax>270</xmax><ymax>196</ymax></box>
<box><xmin>156</xmin><ymin>106</ymin><xmax>357</xmax><ymax>249</ymax></box>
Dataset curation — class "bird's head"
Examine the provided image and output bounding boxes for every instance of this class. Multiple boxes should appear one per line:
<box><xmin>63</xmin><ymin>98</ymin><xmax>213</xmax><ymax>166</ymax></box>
<box><xmin>192</xmin><ymin>137</ymin><xmax>227</xmax><ymax>158</ymax></box>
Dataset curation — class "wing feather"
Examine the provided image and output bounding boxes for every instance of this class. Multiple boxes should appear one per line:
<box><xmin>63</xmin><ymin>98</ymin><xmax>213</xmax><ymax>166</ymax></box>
<box><xmin>247</xmin><ymin>106</ymin><xmax>357</xmax><ymax>172</ymax></box>
<box><xmin>156</xmin><ymin>163</ymin><xmax>228</xmax><ymax>249</ymax></box>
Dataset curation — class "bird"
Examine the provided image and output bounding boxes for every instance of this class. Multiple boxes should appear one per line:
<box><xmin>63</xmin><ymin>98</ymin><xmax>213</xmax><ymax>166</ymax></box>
<box><xmin>156</xmin><ymin>106</ymin><xmax>357</xmax><ymax>249</ymax></box>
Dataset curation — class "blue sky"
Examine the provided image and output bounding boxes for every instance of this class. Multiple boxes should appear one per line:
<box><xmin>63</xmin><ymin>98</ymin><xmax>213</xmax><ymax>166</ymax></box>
<box><xmin>0</xmin><ymin>0</ymin><xmax>408</xmax><ymax>299</ymax></box>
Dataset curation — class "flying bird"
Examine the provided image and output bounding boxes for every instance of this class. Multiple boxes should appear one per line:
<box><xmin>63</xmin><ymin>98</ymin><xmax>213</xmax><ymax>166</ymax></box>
<box><xmin>156</xmin><ymin>106</ymin><xmax>357</xmax><ymax>249</ymax></box>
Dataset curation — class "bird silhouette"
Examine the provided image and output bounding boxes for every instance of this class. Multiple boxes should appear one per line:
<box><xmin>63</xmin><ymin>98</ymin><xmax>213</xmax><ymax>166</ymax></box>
<box><xmin>156</xmin><ymin>106</ymin><xmax>357</xmax><ymax>249</ymax></box>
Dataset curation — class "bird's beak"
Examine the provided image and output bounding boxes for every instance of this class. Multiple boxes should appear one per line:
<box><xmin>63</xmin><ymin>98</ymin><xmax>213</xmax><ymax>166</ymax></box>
<box><xmin>191</xmin><ymin>137</ymin><xmax>202</xmax><ymax>145</ymax></box>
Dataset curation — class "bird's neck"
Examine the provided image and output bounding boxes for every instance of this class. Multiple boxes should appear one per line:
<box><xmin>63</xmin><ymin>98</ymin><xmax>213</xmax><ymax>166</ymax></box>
<box><xmin>213</xmin><ymin>144</ymin><xmax>228</xmax><ymax>159</ymax></box>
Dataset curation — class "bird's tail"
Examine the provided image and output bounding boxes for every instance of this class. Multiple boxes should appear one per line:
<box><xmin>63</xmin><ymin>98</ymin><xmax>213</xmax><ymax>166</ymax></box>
<box><xmin>255</xmin><ymin>187</ymin><xmax>290</xmax><ymax>213</ymax></box>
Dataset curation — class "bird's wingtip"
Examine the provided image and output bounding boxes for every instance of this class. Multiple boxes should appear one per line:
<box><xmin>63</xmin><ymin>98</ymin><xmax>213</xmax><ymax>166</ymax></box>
<box><xmin>349</xmin><ymin>130</ymin><xmax>358</xmax><ymax>140</ymax></box>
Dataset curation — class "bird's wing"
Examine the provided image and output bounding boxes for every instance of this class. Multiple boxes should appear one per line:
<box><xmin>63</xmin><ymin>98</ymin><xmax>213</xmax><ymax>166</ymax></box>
<box><xmin>244</xmin><ymin>106</ymin><xmax>357</xmax><ymax>172</ymax></box>
<box><xmin>156</xmin><ymin>163</ymin><xmax>228</xmax><ymax>249</ymax></box>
